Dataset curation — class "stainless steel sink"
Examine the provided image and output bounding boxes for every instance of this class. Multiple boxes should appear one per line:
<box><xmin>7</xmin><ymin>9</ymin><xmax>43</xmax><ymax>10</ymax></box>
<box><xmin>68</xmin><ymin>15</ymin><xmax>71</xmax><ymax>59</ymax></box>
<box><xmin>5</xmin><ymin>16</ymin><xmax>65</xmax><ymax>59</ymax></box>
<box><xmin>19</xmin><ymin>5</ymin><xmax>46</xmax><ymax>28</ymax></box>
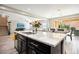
<box><xmin>22</xmin><ymin>32</ymin><xmax>36</xmax><ymax>35</ymax></box>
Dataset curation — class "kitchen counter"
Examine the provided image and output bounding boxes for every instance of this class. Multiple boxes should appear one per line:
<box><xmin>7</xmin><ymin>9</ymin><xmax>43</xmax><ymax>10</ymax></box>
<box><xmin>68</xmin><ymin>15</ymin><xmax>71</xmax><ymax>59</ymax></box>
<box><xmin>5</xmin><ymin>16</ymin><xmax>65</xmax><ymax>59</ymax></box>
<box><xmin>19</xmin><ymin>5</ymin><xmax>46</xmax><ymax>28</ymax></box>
<box><xmin>15</xmin><ymin>31</ymin><xmax>67</xmax><ymax>47</ymax></box>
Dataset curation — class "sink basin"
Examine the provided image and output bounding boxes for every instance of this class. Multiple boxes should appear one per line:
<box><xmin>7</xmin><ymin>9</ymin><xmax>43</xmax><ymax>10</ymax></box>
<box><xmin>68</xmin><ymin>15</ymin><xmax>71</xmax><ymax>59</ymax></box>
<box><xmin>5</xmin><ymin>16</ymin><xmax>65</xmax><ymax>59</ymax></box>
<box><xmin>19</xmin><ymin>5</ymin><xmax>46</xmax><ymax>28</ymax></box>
<box><xmin>22</xmin><ymin>32</ymin><xmax>36</xmax><ymax>35</ymax></box>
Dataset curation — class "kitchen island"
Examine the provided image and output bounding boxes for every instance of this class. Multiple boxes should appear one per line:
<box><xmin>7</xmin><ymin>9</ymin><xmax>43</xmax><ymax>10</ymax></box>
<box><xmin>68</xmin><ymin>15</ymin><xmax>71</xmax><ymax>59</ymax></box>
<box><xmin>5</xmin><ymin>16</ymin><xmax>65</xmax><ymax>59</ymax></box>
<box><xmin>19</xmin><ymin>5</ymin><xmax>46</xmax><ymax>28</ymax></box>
<box><xmin>14</xmin><ymin>31</ymin><xmax>67</xmax><ymax>54</ymax></box>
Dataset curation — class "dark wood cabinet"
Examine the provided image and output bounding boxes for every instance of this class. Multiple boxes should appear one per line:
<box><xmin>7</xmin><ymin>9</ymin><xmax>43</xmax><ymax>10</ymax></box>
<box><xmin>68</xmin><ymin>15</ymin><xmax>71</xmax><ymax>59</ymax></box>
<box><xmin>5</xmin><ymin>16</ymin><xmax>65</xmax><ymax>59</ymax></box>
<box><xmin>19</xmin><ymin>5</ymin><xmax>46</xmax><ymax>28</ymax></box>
<box><xmin>15</xmin><ymin>34</ymin><xmax>28</xmax><ymax>54</ymax></box>
<box><xmin>28</xmin><ymin>39</ymin><xmax>51</xmax><ymax>54</ymax></box>
<box><xmin>15</xmin><ymin>32</ymin><xmax>63</xmax><ymax>54</ymax></box>
<box><xmin>15</xmin><ymin>33</ymin><xmax>51</xmax><ymax>54</ymax></box>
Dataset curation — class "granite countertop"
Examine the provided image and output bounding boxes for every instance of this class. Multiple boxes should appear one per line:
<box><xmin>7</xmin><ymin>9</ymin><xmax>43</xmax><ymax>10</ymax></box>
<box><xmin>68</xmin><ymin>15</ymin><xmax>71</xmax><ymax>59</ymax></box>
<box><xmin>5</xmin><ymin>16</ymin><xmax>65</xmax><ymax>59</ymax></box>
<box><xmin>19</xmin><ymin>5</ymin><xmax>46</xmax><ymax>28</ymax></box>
<box><xmin>15</xmin><ymin>30</ymin><xmax>67</xmax><ymax>47</ymax></box>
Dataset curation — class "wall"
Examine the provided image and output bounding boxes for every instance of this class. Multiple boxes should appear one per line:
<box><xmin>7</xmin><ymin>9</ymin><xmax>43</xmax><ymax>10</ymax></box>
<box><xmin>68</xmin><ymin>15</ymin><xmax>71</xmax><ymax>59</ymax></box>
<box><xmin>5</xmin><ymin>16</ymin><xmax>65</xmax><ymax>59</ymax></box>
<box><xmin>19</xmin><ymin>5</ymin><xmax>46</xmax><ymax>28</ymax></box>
<box><xmin>0</xmin><ymin>10</ymin><xmax>48</xmax><ymax>34</ymax></box>
<box><xmin>39</xmin><ymin>20</ymin><xmax>50</xmax><ymax>30</ymax></box>
<box><xmin>0</xmin><ymin>11</ymin><xmax>31</xmax><ymax>33</ymax></box>
<box><xmin>49</xmin><ymin>15</ymin><xmax>79</xmax><ymax>29</ymax></box>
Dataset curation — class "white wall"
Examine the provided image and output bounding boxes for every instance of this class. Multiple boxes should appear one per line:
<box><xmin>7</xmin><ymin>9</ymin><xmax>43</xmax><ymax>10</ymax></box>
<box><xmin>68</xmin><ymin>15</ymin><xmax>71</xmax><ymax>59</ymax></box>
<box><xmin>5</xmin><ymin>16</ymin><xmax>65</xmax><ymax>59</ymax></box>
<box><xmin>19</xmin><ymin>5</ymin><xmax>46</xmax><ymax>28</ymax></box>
<box><xmin>0</xmin><ymin>10</ymin><xmax>48</xmax><ymax>34</ymax></box>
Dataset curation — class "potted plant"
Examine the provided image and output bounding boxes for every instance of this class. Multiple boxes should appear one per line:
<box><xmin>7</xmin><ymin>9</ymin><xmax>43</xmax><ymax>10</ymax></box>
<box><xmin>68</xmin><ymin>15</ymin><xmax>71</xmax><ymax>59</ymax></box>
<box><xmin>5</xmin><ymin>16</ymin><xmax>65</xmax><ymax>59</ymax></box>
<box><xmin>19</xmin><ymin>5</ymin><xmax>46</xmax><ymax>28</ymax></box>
<box><xmin>70</xmin><ymin>27</ymin><xmax>76</xmax><ymax>34</ymax></box>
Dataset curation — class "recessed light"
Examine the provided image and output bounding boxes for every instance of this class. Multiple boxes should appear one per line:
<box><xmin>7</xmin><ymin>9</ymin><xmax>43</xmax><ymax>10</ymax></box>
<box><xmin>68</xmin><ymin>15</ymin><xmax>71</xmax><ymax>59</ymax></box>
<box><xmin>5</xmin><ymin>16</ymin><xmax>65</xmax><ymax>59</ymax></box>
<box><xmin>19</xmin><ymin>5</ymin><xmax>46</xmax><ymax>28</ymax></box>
<box><xmin>27</xmin><ymin>8</ymin><xmax>31</xmax><ymax>11</ymax></box>
<box><xmin>57</xmin><ymin>9</ymin><xmax>61</xmax><ymax>11</ymax></box>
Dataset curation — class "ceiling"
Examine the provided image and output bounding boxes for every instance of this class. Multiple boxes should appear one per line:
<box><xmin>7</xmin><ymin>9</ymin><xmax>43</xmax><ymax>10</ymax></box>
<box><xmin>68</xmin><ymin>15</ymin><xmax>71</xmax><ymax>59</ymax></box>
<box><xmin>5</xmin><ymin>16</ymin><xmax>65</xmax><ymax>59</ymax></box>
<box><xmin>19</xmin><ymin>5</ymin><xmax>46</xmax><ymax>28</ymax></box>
<box><xmin>1</xmin><ymin>4</ymin><xmax>79</xmax><ymax>18</ymax></box>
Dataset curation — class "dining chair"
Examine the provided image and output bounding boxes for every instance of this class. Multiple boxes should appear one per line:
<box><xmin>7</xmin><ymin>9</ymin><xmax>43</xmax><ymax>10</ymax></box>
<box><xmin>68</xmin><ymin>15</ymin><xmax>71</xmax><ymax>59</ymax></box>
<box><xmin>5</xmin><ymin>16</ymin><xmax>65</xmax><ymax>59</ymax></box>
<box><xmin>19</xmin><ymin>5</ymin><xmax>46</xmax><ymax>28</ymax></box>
<box><xmin>67</xmin><ymin>30</ymin><xmax>73</xmax><ymax>41</ymax></box>
<box><xmin>50</xmin><ymin>28</ymin><xmax>55</xmax><ymax>32</ymax></box>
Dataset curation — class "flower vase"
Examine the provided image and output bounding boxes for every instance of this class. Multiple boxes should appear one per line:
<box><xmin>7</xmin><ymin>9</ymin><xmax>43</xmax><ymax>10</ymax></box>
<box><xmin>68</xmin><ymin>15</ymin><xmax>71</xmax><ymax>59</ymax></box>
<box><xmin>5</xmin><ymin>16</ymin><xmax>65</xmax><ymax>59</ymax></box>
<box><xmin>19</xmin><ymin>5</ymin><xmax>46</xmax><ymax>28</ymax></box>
<box><xmin>35</xmin><ymin>28</ymin><xmax>38</xmax><ymax>33</ymax></box>
<box><xmin>33</xmin><ymin>28</ymin><xmax>38</xmax><ymax>33</ymax></box>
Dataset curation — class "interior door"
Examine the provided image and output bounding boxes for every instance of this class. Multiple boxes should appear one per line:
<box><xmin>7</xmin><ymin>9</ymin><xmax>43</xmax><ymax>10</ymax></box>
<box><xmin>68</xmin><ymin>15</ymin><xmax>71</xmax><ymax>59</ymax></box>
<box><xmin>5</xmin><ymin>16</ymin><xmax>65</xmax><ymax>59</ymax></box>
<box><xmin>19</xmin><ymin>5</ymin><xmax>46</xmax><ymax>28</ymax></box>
<box><xmin>0</xmin><ymin>15</ymin><xmax>8</xmax><ymax>35</ymax></box>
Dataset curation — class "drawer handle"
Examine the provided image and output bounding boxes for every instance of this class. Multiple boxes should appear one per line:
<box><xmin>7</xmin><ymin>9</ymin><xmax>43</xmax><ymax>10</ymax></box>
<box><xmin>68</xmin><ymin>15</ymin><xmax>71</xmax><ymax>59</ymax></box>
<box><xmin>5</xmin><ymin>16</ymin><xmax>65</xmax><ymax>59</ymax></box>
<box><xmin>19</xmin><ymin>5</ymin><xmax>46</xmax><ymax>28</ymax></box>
<box><xmin>30</xmin><ymin>42</ymin><xmax>38</xmax><ymax>47</ymax></box>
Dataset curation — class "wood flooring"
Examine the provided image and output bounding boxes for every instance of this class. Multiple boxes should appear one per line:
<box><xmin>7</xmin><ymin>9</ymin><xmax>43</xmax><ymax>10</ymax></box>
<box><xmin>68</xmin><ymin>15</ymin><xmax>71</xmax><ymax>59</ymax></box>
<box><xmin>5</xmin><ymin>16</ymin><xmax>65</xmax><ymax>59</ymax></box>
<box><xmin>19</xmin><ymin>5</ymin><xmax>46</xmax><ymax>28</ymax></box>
<box><xmin>0</xmin><ymin>36</ymin><xmax>18</xmax><ymax>54</ymax></box>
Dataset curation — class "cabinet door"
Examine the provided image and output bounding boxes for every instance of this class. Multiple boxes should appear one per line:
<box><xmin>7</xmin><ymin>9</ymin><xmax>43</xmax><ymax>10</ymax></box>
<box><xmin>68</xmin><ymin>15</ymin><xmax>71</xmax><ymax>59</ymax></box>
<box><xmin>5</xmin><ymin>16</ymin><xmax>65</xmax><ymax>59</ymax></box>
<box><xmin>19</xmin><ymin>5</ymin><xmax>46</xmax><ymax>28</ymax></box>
<box><xmin>14</xmin><ymin>34</ymin><xmax>21</xmax><ymax>53</ymax></box>
<box><xmin>17</xmin><ymin>38</ymin><xmax>22</xmax><ymax>53</ymax></box>
<box><xmin>15</xmin><ymin>34</ymin><xmax>28</xmax><ymax>54</ymax></box>
<box><xmin>21</xmin><ymin>40</ymin><xmax>27</xmax><ymax>54</ymax></box>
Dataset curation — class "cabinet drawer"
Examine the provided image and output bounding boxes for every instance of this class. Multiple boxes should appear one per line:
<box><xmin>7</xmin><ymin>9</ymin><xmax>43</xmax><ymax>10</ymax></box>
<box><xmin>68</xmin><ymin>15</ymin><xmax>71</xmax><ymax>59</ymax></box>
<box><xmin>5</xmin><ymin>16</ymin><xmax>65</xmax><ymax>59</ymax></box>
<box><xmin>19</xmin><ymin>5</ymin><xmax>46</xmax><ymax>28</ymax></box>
<box><xmin>28</xmin><ymin>39</ymin><xmax>51</xmax><ymax>53</ymax></box>
<box><xmin>17</xmin><ymin>34</ymin><xmax>26</xmax><ymax>41</ymax></box>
